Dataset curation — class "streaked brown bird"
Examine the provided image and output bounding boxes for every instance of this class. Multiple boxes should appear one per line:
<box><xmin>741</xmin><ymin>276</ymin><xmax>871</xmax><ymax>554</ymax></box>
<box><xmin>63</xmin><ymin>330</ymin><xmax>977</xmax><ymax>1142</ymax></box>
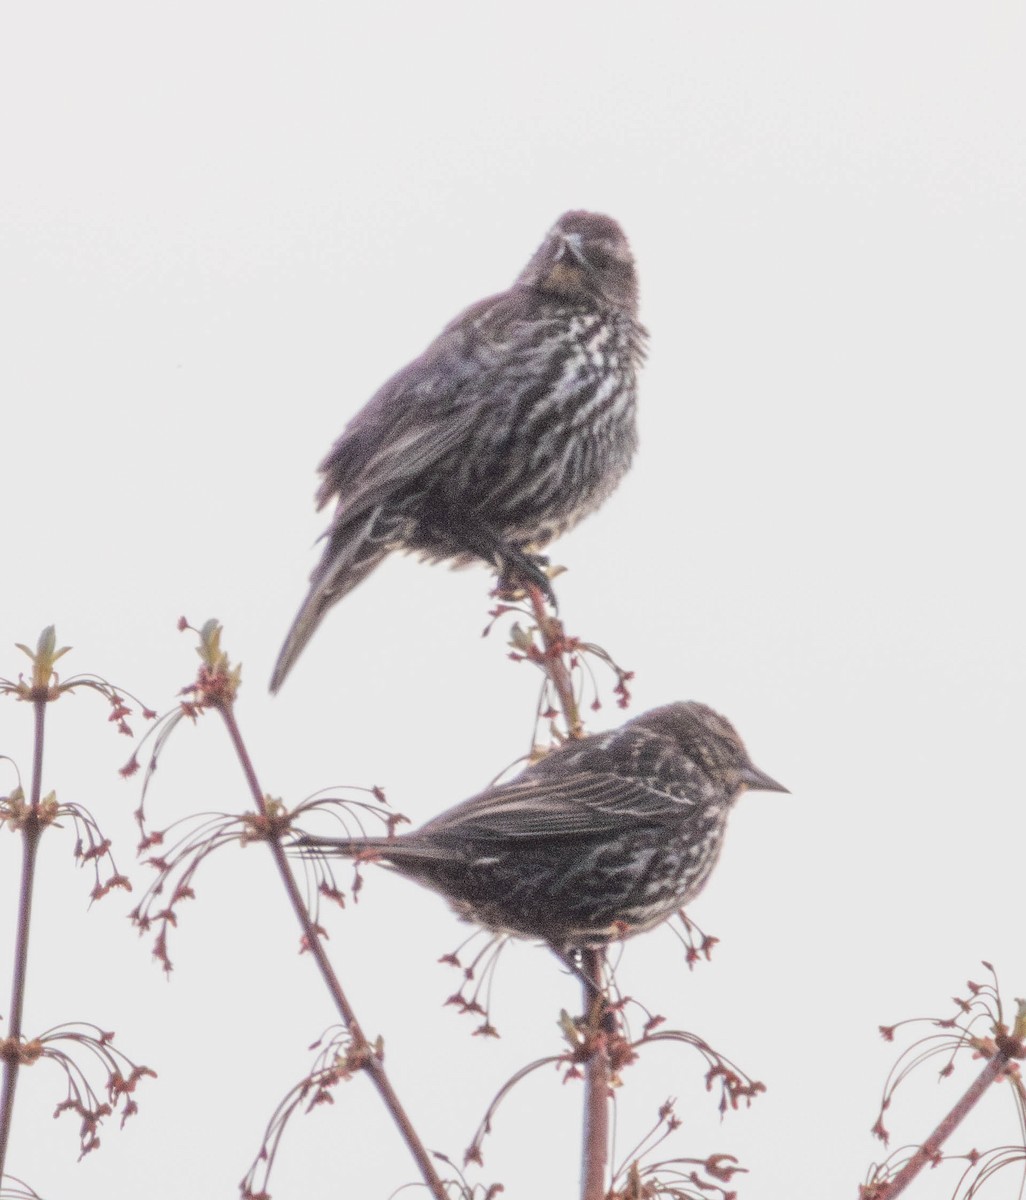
<box><xmin>299</xmin><ymin>702</ymin><xmax>786</xmax><ymax>958</ymax></box>
<box><xmin>271</xmin><ymin>210</ymin><xmax>646</xmax><ymax>692</ymax></box>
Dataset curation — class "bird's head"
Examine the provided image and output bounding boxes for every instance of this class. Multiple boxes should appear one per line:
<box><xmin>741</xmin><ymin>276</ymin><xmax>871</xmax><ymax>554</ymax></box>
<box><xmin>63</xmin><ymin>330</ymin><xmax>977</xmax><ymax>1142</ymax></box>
<box><xmin>643</xmin><ymin>701</ymin><xmax>788</xmax><ymax>798</ymax></box>
<box><xmin>519</xmin><ymin>210</ymin><xmax>638</xmax><ymax>313</ymax></box>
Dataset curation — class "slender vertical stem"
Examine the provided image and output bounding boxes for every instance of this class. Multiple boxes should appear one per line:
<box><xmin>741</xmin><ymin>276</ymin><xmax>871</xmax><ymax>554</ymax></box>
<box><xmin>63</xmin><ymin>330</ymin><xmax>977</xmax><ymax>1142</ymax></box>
<box><xmin>216</xmin><ymin>703</ymin><xmax>447</xmax><ymax>1200</ymax></box>
<box><xmin>0</xmin><ymin>698</ymin><xmax>48</xmax><ymax>1180</ymax></box>
<box><xmin>29</xmin><ymin>695</ymin><xmax>47</xmax><ymax>811</ymax></box>
<box><xmin>521</xmin><ymin>587</ymin><xmax>607</xmax><ymax>1195</ymax></box>
<box><xmin>580</xmin><ymin>947</ymin><xmax>611</xmax><ymax>1200</ymax></box>
<box><xmin>878</xmin><ymin>1048</ymin><xmax>1012</xmax><ymax>1199</ymax></box>
<box><xmin>526</xmin><ymin>583</ymin><xmax>584</xmax><ymax>740</ymax></box>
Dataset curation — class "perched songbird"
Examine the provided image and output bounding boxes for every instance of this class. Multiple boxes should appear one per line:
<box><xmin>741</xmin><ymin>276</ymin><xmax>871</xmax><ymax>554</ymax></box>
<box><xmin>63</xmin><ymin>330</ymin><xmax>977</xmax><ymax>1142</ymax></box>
<box><xmin>271</xmin><ymin>210</ymin><xmax>646</xmax><ymax>692</ymax></box>
<box><xmin>299</xmin><ymin>702</ymin><xmax>786</xmax><ymax>955</ymax></box>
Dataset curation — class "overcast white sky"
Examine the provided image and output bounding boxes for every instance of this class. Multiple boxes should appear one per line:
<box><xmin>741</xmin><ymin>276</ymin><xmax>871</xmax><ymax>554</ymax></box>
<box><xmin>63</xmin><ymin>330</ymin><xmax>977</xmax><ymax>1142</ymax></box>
<box><xmin>3</xmin><ymin>4</ymin><xmax>1025</xmax><ymax>1198</ymax></box>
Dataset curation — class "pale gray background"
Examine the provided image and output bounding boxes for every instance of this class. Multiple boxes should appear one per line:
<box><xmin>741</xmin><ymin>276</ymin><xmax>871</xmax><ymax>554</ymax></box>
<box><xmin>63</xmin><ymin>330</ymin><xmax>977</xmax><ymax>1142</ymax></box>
<box><xmin>3</xmin><ymin>3</ymin><xmax>1024</xmax><ymax>1198</ymax></box>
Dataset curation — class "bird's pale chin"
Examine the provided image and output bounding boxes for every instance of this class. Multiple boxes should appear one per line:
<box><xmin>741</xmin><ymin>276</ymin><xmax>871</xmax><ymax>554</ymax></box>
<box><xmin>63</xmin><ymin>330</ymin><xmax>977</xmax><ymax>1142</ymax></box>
<box><xmin>541</xmin><ymin>259</ymin><xmax>590</xmax><ymax>297</ymax></box>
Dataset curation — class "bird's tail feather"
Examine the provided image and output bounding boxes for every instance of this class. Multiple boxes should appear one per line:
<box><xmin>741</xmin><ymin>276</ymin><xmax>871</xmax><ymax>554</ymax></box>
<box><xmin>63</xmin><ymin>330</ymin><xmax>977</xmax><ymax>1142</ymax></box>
<box><xmin>296</xmin><ymin>833</ymin><xmax>448</xmax><ymax>865</ymax></box>
<box><xmin>269</xmin><ymin>520</ymin><xmax>390</xmax><ymax>692</ymax></box>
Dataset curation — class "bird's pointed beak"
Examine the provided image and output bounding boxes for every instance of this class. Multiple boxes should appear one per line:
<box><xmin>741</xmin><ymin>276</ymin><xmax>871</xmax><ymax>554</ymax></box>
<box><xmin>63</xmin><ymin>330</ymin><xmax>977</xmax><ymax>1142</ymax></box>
<box><xmin>741</xmin><ymin>764</ymin><xmax>789</xmax><ymax>794</ymax></box>
<box><xmin>556</xmin><ymin>231</ymin><xmax>588</xmax><ymax>268</ymax></box>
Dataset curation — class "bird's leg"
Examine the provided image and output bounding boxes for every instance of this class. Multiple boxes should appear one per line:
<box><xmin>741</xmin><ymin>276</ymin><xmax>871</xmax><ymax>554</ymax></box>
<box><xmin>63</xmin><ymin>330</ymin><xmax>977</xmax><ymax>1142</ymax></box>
<box><xmin>579</xmin><ymin>947</ymin><xmax>618</xmax><ymax>1036</ymax></box>
<box><xmin>552</xmin><ymin>946</ymin><xmax>603</xmax><ymax>1001</ymax></box>
<box><xmin>552</xmin><ymin>947</ymin><xmax>617</xmax><ymax>1035</ymax></box>
<box><xmin>438</xmin><ymin>508</ymin><xmax>559</xmax><ymax>608</ymax></box>
<box><xmin>495</xmin><ymin>545</ymin><xmax>558</xmax><ymax>609</ymax></box>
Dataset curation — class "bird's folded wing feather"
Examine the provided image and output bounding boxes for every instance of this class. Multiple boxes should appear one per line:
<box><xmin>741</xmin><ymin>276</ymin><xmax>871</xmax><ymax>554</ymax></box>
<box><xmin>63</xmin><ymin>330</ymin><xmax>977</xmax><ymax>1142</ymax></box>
<box><xmin>315</xmin><ymin>292</ymin><xmax>523</xmax><ymax>515</ymax></box>
<box><xmin>418</xmin><ymin>768</ymin><xmax>698</xmax><ymax>843</ymax></box>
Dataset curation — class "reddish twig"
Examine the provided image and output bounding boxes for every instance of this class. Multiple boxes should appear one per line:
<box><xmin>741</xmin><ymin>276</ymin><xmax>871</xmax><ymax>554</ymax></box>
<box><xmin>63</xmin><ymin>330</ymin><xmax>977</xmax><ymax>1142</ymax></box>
<box><xmin>580</xmin><ymin>947</ymin><xmax>611</xmax><ymax>1200</ymax></box>
<box><xmin>872</xmin><ymin>1047</ymin><xmax>1019</xmax><ymax>1200</ymax></box>
<box><xmin>213</xmin><ymin>699</ymin><xmax>447</xmax><ymax>1200</ymax></box>
<box><xmin>2</xmin><ymin>630</ymin><xmax>151</xmax><ymax>1179</ymax></box>
<box><xmin>525</xmin><ymin>583</ymin><xmax>584</xmax><ymax>740</ymax></box>
<box><xmin>518</xmin><ymin>589</ymin><xmax>611</xmax><ymax>1199</ymax></box>
<box><xmin>0</xmin><ymin>698</ymin><xmax>47</xmax><ymax>1180</ymax></box>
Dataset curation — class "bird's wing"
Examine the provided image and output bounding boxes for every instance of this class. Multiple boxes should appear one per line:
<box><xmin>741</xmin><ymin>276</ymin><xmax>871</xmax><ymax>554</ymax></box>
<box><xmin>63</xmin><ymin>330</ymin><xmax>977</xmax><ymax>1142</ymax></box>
<box><xmin>417</xmin><ymin>766</ymin><xmax>699</xmax><ymax>844</ymax></box>
<box><xmin>315</xmin><ymin>291</ymin><xmax>521</xmax><ymax>515</ymax></box>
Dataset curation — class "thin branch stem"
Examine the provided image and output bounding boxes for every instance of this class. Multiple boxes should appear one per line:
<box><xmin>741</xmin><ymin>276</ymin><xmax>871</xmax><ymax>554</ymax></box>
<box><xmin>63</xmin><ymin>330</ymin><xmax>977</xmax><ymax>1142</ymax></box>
<box><xmin>526</xmin><ymin>584</ymin><xmax>584</xmax><ymax>739</ymax></box>
<box><xmin>879</xmin><ymin>1047</ymin><xmax>1013</xmax><ymax>1198</ymax></box>
<box><xmin>29</xmin><ymin>695</ymin><xmax>46</xmax><ymax>812</ymax></box>
<box><xmin>216</xmin><ymin>703</ymin><xmax>447</xmax><ymax>1200</ymax></box>
<box><xmin>580</xmin><ymin>947</ymin><xmax>611</xmax><ymax>1200</ymax></box>
<box><xmin>0</xmin><ymin>698</ymin><xmax>48</xmax><ymax>1179</ymax></box>
<box><xmin>522</xmin><ymin>587</ymin><xmax>609</xmax><ymax>1198</ymax></box>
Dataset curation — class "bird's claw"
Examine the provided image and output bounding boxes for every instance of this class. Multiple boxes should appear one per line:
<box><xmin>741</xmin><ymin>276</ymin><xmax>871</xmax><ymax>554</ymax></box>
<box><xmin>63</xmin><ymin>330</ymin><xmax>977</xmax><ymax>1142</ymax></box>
<box><xmin>495</xmin><ymin>552</ymin><xmax>559</xmax><ymax>610</ymax></box>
